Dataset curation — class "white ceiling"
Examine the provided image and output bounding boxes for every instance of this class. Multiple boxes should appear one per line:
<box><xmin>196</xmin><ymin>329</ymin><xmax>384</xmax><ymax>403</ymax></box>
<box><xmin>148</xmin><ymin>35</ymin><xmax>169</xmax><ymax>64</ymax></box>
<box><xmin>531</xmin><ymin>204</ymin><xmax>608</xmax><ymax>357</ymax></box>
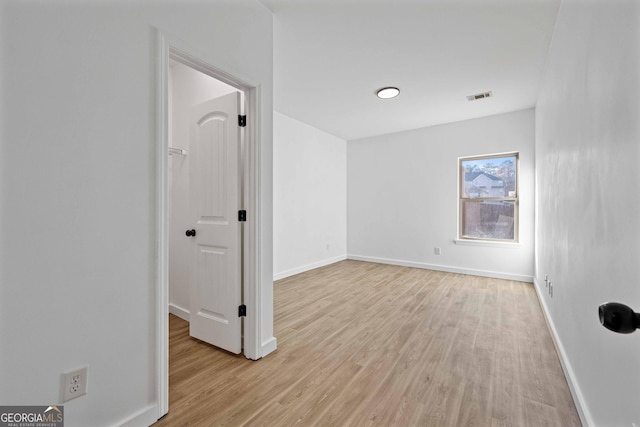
<box><xmin>260</xmin><ymin>0</ymin><xmax>561</xmax><ymax>141</ymax></box>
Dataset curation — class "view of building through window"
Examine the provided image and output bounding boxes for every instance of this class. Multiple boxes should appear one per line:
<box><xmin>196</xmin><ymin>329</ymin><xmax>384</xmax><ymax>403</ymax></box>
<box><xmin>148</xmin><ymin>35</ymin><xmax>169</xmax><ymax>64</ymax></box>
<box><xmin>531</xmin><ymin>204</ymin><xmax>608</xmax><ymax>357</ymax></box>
<box><xmin>459</xmin><ymin>153</ymin><xmax>518</xmax><ymax>241</ymax></box>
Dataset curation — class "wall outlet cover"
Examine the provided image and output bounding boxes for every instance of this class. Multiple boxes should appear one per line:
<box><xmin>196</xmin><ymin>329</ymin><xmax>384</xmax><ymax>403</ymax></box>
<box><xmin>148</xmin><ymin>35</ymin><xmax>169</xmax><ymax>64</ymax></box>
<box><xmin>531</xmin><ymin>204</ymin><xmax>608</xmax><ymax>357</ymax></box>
<box><xmin>62</xmin><ymin>366</ymin><xmax>88</xmax><ymax>402</ymax></box>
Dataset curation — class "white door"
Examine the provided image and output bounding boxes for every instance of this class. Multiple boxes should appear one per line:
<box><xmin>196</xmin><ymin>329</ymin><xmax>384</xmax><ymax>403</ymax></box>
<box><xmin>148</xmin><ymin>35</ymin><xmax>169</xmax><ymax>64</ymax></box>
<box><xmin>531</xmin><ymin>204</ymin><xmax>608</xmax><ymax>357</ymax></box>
<box><xmin>188</xmin><ymin>92</ymin><xmax>242</xmax><ymax>354</ymax></box>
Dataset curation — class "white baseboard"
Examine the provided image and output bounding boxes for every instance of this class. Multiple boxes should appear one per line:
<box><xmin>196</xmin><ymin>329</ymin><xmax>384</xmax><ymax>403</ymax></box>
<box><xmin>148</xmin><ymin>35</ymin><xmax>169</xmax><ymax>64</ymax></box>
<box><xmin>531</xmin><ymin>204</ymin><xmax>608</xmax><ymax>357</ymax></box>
<box><xmin>273</xmin><ymin>254</ymin><xmax>347</xmax><ymax>281</ymax></box>
<box><xmin>168</xmin><ymin>303</ymin><xmax>190</xmax><ymax>321</ymax></box>
<box><xmin>347</xmin><ymin>254</ymin><xmax>533</xmax><ymax>283</ymax></box>
<box><xmin>261</xmin><ymin>336</ymin><xmax>277</xmax><ymax>357</ymax></box>
<box><xmin>116</xmin><ymin>403</ymin><xmax>158</xmax><ymax>427</ymax></box>
<box><xmin>533</xmin><ymin>278</ymin><xmax>593</xmax><ymax>427</ymax></box>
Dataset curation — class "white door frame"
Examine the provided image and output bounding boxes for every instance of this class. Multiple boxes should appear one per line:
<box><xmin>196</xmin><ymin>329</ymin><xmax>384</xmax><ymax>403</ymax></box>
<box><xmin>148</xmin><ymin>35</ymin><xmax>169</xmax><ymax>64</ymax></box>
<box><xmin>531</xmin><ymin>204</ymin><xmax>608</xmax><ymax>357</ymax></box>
<box><xmin>155</xmin><ymin>29</ymin><xmax>263</xmax><ymax>418</ymax></box>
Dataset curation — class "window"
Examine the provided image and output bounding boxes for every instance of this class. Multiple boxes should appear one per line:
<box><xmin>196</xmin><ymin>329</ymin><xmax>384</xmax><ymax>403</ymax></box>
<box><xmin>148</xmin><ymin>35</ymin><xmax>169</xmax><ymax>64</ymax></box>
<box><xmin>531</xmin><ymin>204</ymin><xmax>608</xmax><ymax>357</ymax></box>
<box><xmin>459</xmin><ymin>152</ymin><xmax>518</xmax><ymax>242</ymax></box>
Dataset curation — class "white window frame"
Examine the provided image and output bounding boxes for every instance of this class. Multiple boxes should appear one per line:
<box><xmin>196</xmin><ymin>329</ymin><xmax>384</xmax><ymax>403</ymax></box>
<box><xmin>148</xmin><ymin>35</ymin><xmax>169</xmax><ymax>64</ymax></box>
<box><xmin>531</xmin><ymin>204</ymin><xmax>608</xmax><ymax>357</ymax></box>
<box><xmin>458</xmin><ymin>152</ymin><xmax>519</xmax><ymax>243</ymax></box>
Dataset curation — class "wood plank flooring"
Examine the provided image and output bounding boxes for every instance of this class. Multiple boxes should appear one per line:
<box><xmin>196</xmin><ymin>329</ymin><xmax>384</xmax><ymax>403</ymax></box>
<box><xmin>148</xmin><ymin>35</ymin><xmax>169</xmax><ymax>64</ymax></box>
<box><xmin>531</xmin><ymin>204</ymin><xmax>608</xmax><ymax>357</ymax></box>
<box><xmin>153</xmin><ymin>260</ymin><xmax>581</xmax><ymax>426</ymax></box>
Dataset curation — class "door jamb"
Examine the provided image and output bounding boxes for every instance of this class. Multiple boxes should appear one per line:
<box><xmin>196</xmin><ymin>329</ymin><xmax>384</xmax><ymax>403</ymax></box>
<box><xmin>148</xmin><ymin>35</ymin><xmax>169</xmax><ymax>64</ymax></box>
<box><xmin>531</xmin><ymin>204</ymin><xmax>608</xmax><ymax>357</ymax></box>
<box><xmin>155</xmin><ymin>29</ymin><xmax>262</xmax><ymax>419</ymax></box>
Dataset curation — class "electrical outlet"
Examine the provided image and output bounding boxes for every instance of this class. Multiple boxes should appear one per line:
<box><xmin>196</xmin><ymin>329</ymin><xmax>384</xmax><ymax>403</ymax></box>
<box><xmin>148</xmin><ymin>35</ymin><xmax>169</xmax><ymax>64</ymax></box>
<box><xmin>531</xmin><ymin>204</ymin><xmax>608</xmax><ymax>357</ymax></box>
<box><xmin>434</xmin><ymin>247</ymin><xmax>441</xmax><ymax>255</ymax></box>
<box><xmin>62</xmin><ymin>366</ymin><xmax>88</xmax><ymax>402</ymax></box>
<box><xmin>549</xmin><ymin>282</ymin><xmax>553</xmax><ymax>298</ymax></box>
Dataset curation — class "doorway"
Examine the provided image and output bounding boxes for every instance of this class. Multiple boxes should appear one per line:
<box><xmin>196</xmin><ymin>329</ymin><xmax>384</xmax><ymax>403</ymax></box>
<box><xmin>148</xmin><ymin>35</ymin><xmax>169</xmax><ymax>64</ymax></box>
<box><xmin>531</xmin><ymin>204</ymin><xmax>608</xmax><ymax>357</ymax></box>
<box><xmin>156</xmin><ymin>32</ymin><xmax>263</xmax><ymax>419</ymax></box>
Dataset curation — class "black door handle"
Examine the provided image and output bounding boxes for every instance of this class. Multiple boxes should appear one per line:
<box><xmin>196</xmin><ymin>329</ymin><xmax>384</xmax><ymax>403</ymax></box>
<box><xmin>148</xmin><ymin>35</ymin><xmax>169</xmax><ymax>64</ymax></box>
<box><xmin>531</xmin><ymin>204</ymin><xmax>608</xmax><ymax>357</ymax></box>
<box><xmin>185</xmin><ymin>229</ymin><xmax>196</xmax><ymax>237</ymax></box>
<box><xmin>599</xmin><ymin>302</ymin><xmax>640</xmax><ymax>334</ymax></box>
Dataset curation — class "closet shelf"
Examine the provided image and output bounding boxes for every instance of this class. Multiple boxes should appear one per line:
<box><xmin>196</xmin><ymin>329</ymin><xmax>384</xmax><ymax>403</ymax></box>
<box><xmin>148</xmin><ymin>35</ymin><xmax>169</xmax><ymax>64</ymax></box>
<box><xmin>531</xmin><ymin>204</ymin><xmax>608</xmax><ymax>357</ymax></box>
<box><xmin>169</xmin><ymin>147</ymin><xmax>188</xmax><ymax>156</ymax></box>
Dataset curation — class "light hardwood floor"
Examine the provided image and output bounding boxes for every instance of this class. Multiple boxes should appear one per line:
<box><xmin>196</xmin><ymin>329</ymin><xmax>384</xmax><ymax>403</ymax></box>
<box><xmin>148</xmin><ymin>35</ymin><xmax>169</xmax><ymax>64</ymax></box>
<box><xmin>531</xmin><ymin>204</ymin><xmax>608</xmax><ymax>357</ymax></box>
<box><xmin>153</xmin><ymin>260</ymin><xmax>581</xmax><ymax>426</ymax></box>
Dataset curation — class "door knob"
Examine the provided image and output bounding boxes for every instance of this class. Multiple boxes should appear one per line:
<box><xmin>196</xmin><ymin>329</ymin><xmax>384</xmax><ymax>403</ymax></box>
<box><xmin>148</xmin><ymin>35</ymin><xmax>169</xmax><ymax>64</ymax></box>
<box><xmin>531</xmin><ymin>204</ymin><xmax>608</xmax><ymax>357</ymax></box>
<box><xmin>185</xmin><ymin>229</ymin><xmax>196</xmax><ymax>237</ymax></box>
<box><xmin>599</xmin><ymin>302</ymin><xmax>640</xmax><ymax>334</ymax></box>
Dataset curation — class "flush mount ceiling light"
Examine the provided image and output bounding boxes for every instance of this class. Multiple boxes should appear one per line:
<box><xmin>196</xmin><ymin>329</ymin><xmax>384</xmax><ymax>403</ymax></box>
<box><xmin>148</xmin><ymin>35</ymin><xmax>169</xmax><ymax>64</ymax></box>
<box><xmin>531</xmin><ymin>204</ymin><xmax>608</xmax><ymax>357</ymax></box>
<box><xmin>376</xmin><ymin>87</ymin><xmax>400</xmax><ymax>99</ymax></box>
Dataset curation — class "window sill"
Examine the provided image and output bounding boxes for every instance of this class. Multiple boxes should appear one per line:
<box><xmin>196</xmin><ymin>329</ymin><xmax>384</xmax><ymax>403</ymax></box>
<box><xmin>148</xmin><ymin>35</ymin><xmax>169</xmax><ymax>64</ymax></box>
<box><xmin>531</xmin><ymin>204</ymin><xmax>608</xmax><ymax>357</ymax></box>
<box><xmin>454</xmin><ymin>239</ymin><xmax>521</xmax><ymax>248</ymax></box>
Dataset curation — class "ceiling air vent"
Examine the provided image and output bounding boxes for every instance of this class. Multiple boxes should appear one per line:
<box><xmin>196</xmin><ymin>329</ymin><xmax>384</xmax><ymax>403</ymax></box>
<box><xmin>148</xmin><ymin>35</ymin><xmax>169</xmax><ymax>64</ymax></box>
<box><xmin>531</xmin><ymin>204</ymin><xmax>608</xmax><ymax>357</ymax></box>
<box><xmin>467</xmin><ymin>91</ymin><xmax>493</xmax><ymax>101</ymax></box>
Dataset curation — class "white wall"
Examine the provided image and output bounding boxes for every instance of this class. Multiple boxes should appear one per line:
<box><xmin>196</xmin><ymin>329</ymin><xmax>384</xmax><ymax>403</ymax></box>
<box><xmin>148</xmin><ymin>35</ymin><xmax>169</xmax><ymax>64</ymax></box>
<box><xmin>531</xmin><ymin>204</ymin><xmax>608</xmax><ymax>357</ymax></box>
<box><xmin>273</xmin><ymin>112</ymin><xmax>347</xmax><ymax>280</ymax></box>
<box><xmin>169</xmin><ymin>63</ymin><xmax>236</xmax><ymax>318</ymax></box>
<box><xmin>348</xmin><ymin>109</ymin><xmax>534</xmax><ymax>281</ymax></box>
<box><xmin>0</xmin><ymin>1</ymin><xmax>273</xmax><ymax>426</ymax></box>
<box><xmin>535</xmin><ymin>0</ymin><xmax>640</xmax><ymax>425</ymax></box>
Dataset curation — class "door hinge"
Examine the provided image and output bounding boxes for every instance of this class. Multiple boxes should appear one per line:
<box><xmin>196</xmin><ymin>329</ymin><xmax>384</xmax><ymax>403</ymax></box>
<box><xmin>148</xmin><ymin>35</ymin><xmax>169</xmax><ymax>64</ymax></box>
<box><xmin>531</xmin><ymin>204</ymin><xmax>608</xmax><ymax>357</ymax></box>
<box><xmin>238</xmin><ymin>210</ymin><xmax>247</xmax><ymax>222</ymax></box>
<box><xmin>238</xmin><ymin>304</ymin><xmax>247</xmax><ymax>317</ymax></box>
<box><xmin>238</xmin><ymin>115</ymin><xmax>247</xmax><ymax>127</ymax></box>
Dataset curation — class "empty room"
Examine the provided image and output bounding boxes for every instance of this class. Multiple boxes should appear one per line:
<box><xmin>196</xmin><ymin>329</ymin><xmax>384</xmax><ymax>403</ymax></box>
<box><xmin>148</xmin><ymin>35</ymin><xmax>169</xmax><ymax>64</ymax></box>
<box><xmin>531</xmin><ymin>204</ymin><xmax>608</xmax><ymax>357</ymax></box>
<box><xmin>1</xmin><ymin>0</ymin><xmax>638</xmax><ymax>427</ymax></box>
